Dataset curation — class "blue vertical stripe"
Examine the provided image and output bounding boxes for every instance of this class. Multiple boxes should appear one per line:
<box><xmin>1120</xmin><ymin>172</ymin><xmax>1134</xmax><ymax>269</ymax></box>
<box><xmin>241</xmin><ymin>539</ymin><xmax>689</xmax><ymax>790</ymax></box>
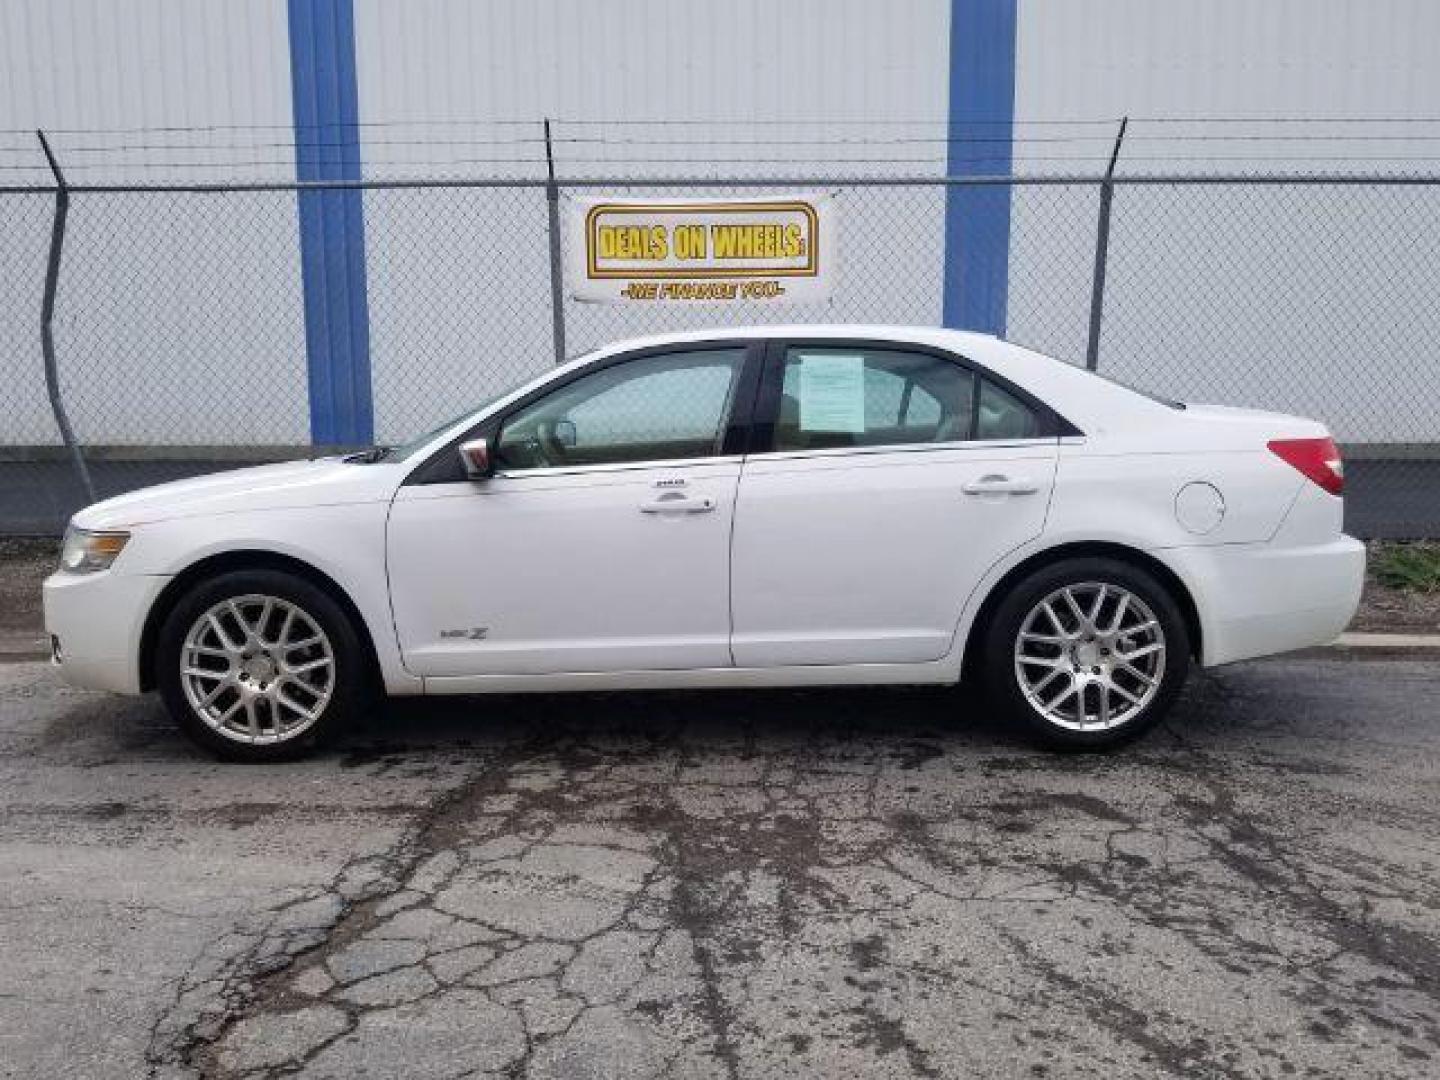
<box><xmin>288</xmin><ymin>0</ymin><xmax>373</xmax><ymax>445</ymax></box>
<box><xmin>942</xmin><ymin>0</ymin><xmax>1018</xmax><ymax>335</ymax></box>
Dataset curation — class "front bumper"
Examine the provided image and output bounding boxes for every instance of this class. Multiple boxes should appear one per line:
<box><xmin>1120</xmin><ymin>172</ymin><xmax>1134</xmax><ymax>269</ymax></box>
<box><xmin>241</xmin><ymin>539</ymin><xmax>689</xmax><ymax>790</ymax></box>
<box><xmin>43</xmin><ymin>570</ymin><xmax>170</xmax><ymax>694</ymax></box>
<box><xmin>1165</xmin><ymin>534</ymin><xmax>1365</xmax><ymax>667</ymax></box>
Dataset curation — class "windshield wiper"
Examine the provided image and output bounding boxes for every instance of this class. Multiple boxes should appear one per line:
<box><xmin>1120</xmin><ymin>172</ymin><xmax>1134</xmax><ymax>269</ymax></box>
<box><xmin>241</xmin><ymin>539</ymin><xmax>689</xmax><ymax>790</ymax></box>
<box><xmin>343</xmin><ymin>445</ymin><xmax>392</xmax><ymax>464</ymax></box>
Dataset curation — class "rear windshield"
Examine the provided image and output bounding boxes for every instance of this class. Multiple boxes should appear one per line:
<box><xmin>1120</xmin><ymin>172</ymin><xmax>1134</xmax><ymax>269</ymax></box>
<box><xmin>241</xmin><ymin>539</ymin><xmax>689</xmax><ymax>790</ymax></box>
<box><xmin>1001</xmin><ymin>336</ymin><xmax>1185</xmax><ymax>411</ymax></box>
<box><xmin>1086</xmin><ymin>368</ymin><xmax>1185</xmax><ymax>410</ymax></box>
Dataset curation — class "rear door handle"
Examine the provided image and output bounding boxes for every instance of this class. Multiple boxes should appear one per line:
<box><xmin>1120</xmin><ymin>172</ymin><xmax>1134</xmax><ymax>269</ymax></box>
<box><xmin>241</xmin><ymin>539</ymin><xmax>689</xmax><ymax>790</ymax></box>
<box><xmin>962</xmin><ymin>475</ymin><xmax>1039</xmax><ymax>496</ymax></box>
<box><xmin>639</xmin><ymin>495</ymin><xmax>716</xmax><ymax>514</ymax></box>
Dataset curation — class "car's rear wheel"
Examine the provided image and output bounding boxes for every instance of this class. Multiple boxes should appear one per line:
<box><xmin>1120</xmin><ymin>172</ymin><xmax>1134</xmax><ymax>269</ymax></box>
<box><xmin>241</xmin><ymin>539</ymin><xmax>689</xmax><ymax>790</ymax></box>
<box><xmin>983</xmin><ymin>558</ymin><xmax>1190</xmax><ymax>749</ymax></box>
<box><xmin>156</xmin><ymin>569</ymin><xmax>365</xmax><ymax>761</ymax></box>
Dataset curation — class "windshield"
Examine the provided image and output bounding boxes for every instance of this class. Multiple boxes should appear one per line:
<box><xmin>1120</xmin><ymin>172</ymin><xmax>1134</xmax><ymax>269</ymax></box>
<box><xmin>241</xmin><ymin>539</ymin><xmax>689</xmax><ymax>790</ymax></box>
<box><xmin>1074</xmin><ymin>366</ymin><xmax>1185</xmax><ymax>410</ymax></box>
<box><xmin>997</xmin><ymin>336</ymin><xmax>1186</xmax><ymax>411</ymax></box>
<box><xmin>370</xmin><ymin>395</ymin><xmax>505</xmax><ymax>464</ymax></box>
<box><xmin>369</xmin><ymin>350</ymin><xmax>607</xmax><ymax>464</ymax></box>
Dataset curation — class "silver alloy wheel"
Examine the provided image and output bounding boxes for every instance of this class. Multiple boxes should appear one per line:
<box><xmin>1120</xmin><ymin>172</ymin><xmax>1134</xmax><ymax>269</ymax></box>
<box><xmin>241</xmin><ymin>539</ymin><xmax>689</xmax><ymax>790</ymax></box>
<box><xmin>1013</xmin><ymin>582</ymin><xmax>1166</xmax><ymax>732</ymax></box>
<box><xmin>178</xmin><ymin>594</ymin><xmax>336</xmax><ymax>745</ymax></box>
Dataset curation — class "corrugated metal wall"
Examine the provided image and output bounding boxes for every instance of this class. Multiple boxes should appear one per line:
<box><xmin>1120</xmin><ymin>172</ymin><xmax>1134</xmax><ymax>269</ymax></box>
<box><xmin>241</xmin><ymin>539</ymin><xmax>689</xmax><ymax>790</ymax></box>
<box><xmin>351</xmin><ymin>0</ymin><xmax>952</xmax><ymax>440</ymax></box>
<box><xmin>1</xmin><ymin>0</ymin><xmax>295</xmax><ymax>184</ymax></box>
<box><xmin>0</xmin><ymin>0</ymin><xmax>308</xmax><ymax>447</ymax></box>
<box><xmin>1015</xmin><ymin>0</ymin><xmax>1437</xmax><ymax>140</ymax></box>
<box><xmin>1</xmin><ymin>0</ymin><xmax>1437</xmax><ymax>445</ymax></box>
<box><xmin>354</xmin><ymin>0</ymin><xmax>949</xmax><ymax>152</ymax></box>
<box><xmin>1009</xmin><ymin>0</ymin><xmax>1440</xmax><ymax>442</ymax></box>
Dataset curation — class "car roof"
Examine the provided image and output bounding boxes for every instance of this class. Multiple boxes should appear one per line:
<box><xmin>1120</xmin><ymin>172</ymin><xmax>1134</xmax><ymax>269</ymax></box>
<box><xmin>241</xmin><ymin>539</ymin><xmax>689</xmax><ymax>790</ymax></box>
<box><xmin>582</xmin><ymin>325</ymin><xmax>1160</xmax><ymax>431</ymax></box>
<box><xmin>586</xmin><ymin>324</ymin><xmax>996</xmax><ymax>358</ymax></box>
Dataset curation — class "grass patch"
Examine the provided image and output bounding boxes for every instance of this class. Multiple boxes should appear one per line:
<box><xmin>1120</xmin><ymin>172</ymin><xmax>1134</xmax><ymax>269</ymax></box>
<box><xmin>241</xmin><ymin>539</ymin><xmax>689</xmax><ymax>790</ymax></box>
<box><xmin>1372</xmin><ymin>542</ymin><xmax>1440</xmax><ymax>594</ymax></box>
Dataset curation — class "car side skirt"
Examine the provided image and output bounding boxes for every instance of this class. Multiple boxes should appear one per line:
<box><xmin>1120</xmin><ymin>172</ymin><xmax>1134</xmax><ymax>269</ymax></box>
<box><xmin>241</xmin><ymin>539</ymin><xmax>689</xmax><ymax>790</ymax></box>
<box><xmin>420</xmin><ymin>661</ymin><xmax>960</xmax><ymax>695</ymax></box>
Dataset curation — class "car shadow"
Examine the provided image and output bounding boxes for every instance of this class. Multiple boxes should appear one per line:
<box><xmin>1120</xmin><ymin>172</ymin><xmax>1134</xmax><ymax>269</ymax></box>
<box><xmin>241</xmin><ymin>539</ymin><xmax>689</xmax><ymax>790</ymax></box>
<box><xmin>32</xmin><ymin>681</ymin><xmax>1035</xmax><ymax>767</ymax></box>
<box><xmin>28</xmin><ymin>660</ymin><xmax>1371</xmax><ymax>771</ymax></box>
<box><xmin>350</xmin><ymin>683</ymin><xmax>1026</xmax><ymax>757</ymax></box>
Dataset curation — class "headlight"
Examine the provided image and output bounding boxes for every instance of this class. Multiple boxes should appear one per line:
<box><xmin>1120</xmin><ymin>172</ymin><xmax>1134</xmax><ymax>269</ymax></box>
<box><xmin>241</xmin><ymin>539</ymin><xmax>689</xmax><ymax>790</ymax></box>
<box><xmin>59</xmin><ymin>526</ymin><xmax>130</xmax><ymax>573</ymax></box>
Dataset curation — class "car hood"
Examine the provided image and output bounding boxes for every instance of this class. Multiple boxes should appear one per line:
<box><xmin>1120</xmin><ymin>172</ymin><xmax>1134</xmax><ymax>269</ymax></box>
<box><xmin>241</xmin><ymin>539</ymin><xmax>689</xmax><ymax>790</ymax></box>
<box><xmin>71</xmin><ymin>458</ymin><xmax>403</xmax><ymax>530</ymax></box>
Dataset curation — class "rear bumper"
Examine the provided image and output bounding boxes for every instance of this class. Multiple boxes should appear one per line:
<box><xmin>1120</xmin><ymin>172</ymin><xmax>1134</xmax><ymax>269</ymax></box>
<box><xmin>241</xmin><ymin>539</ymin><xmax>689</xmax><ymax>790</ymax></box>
<box><xmin>43</xmin><ymin>570</ymin><xmax>169</xmax><ymax>694</ymax></box>
<box><xmin>1165</xmin><ymin>534</ymin><xmax>1365</xmax><ymax>667</ymax></box>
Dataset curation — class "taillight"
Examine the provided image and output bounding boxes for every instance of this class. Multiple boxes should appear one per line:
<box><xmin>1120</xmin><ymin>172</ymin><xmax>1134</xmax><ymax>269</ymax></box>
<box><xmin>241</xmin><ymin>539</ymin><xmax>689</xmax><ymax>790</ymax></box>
<box><xmin>1268</xmin><ymin>437</ymin><xmax>1344</xmax><ymax>496</ymax></box>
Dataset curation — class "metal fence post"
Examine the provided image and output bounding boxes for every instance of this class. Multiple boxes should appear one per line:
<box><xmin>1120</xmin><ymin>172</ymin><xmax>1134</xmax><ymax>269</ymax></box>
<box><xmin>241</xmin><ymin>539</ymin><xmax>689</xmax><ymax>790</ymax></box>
<box><xmin>1084</xmin><ymin>117</ymin><xmax>1128</xmax><ymax>372</ymax></box>
<box><xmin>543</xmin><ymin>119</ymin><xmax>567</xmax><ymax>365</ymax></box>
<box><xmin>36</xmin><ymin>129</ymin><xmax>95</xmax><ymax>504</ymax></box>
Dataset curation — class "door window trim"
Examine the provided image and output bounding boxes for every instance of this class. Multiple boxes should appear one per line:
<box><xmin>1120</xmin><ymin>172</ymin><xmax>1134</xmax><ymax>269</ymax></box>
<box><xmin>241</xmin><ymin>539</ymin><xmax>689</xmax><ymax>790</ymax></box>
<box><xmin>491</xmin><ymin>454</ymin><xmax>741</xmax><ymax>482</ymax></box>
<box><xmin>747</xmin><ymin>438</ymin><xmax>1061</xmax><ymax>466</ymax></box>
<box><xmin>747</xmin><ymin>337</ymin><xmax>1081</xmax><ymax>458</ymax></box>
<box><xmin>405</xmin><ymin>339</ymin><xmax>766</xmax><ymax>485</ymax></box>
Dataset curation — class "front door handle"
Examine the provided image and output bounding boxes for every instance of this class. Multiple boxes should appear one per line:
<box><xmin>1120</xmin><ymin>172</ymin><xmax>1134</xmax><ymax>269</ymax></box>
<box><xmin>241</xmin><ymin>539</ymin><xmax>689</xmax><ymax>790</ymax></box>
<box><xmin>639</xmin><ymin>495</ymin><xmax>716</xmax><ymax>514</ymax></box>
<box><xmin>962</xmin><ymin>475</ymin><xmax>1039</xmax><ymax>496</ymax></box>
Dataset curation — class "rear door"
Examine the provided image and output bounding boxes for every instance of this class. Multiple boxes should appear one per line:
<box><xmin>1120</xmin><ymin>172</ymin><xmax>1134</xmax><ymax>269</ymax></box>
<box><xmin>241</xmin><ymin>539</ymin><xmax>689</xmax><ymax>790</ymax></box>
<box><xmin>729</xmin><ymin>340</ymin><xmax>1060</xmax><ymax>668</ymax></box>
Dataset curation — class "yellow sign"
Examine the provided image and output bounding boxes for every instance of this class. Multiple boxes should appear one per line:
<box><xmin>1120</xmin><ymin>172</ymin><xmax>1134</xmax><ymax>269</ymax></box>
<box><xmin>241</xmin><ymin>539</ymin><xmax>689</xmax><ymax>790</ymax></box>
<box><xmin>566</xmin><ymin>194</ymin><xmax>835</xmax><ymax>304</ymax></box>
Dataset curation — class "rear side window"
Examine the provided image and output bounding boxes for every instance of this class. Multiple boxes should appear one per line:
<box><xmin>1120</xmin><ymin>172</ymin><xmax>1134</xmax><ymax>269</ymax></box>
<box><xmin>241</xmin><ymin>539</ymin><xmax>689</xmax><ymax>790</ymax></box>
<box><xmin>976</xmin><ymin>378</ymin><xmax>1043</xmax><ymax>440</ymax></box>
<box><xmin>774</xmin><ymin>347</ymin><xmax>975</xmax><ymax>451</ymax></box>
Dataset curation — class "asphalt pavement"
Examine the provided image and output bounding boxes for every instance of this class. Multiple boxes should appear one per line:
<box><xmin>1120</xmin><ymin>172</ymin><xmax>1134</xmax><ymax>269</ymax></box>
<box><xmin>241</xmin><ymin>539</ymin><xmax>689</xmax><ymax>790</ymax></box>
<box><xmin>1</xmin><ymin>656</ymin><xmax>1438</xmax><ymax>1078</ymax></box>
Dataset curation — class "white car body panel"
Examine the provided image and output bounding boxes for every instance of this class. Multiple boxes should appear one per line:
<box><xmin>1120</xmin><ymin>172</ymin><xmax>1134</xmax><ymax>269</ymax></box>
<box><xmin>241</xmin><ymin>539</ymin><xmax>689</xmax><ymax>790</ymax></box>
<box><xmin>42</xmin><ymin>325</ymin><xmax>1365</xmax><ymax>701</ymax></box>
<box><xmin>730</xmin><ymin>441</ymin><xmax>1057</xmax><ymax>666</ymax></box>
<box><xmin>43</xmin><ymin>568</ymin><xmax>169</xmax><ymax>692</ymax></box>
<box><xmin>60</xmin><ymin>469</ymin><xmax>418</xmax><ymax>695</ymax></box>
<box><xmin>1156</xmin><ymin>480</ymin><xmax>1363</xmax><ymax>666</ymax></box>
<box><xmin>1047</xmin><ymin>450</ymin><xmax>1304</xmax><ymax>549</ymax></box>
<box><xmin>388</xmin><ymin>459</ymin><xmax>740</xmax><ymax>676</ymax></box>
<box><xmin>72</xmin><ymin>458</ymin><xmax>397</xmax><ymax>529</ymax></box>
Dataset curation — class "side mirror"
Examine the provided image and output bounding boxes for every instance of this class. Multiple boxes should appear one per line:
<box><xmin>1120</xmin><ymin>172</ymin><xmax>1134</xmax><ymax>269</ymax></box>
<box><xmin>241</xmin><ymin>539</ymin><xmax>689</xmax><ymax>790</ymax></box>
<box><xmin>458</xmin><ymin>437</ymin><xmax>494</xmax><ymax>480</ymax></box>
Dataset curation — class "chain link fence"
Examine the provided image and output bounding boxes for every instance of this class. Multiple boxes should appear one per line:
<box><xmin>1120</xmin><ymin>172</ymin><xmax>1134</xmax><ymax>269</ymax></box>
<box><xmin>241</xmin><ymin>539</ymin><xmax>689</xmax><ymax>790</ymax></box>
<box><xmin>2</xmin><ymin>172</ymin><xmax>1437</xmax><ymax>537</ymax></box>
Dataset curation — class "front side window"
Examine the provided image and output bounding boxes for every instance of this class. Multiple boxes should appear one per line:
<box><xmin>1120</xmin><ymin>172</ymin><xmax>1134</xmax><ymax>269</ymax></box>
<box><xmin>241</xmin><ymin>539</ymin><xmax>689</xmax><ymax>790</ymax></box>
<box><xmin>774</xmin><ymin>347</ymin><xmax>976</xmax><ymax>451</ymax></box>
<box><xmin>496</xmin><ymin>348</ymin><xmax>746</xmax><ymax>470</ymax></box>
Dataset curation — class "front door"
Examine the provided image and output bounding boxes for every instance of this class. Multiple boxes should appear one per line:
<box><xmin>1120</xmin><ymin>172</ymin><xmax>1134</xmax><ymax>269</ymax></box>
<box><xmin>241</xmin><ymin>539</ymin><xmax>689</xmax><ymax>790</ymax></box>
<box><xmin>388</xmin><ymin>344</ymin><xmax>756</xmax><ymax>677</ymax></box>
<box><xmin>730</xmin><ymin>342</ymin><xmax>1059</xmax><ymax>667</ymax></box>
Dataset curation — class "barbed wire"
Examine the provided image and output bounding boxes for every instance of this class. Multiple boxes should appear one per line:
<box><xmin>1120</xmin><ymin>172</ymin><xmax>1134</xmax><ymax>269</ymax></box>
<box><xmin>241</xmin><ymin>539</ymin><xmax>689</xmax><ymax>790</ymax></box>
<box><xmin>3</xmin><ymin>117</ymin><xmax>1440</xmax><ymax>186</ymax></box>
<box><xmin>10</xmin><ymin>115</ymin><xmax>1440</xmax><ymax>136</ymax></box>
<box><xmin>13</xmin><ymin>133</ymin><xmax>1440</xmax><ymax>158</ymax></box>
<box><xmin>9</xmin><ymin>153</ymin><xmax>1440</xmax><ymax>172</ymax></box>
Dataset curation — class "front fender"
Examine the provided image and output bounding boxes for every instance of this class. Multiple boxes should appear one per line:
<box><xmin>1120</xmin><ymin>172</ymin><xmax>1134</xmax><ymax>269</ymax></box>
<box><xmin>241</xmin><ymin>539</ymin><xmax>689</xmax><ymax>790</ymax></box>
<box><xmin>118</xmin><ymin>503</ymin><xmax>420</xmax><ymax>695</ymax></box>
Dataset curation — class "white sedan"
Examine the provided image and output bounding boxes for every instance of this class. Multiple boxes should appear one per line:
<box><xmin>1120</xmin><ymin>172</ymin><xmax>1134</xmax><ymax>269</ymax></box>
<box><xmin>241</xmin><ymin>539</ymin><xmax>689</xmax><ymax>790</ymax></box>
<box><xmin>44</xmin><ymin>326</ymin><xmax>1364</xmax><ymax>759</ymax></box>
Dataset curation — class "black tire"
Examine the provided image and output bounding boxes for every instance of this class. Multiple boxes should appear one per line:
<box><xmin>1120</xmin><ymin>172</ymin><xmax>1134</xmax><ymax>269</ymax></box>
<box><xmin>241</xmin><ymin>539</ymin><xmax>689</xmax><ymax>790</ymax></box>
<box><xmin>982</xmin><ymin>557</ymin><xmax>1190</xmax><ymax>750</ymax></box>
<box><xmin>156</xmin><ymin>569</ymin><xmax>368</xmax><ymax>761</ymax></box>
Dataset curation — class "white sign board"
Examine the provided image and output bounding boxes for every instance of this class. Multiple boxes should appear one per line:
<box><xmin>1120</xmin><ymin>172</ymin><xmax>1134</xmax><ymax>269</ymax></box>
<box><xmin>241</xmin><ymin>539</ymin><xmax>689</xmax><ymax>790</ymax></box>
<box><xmin>565</xmin><ymin>194</ymin><xmax>835</xmax><ymax>304</ymax></box>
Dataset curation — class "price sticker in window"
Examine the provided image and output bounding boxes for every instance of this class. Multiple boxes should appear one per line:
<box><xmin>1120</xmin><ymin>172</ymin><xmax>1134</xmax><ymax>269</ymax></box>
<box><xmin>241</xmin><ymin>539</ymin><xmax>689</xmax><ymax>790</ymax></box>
<box><xmin>798</xmin><ymin>354</ymin><xmax>865</xmax><ymax>433</ymax></box>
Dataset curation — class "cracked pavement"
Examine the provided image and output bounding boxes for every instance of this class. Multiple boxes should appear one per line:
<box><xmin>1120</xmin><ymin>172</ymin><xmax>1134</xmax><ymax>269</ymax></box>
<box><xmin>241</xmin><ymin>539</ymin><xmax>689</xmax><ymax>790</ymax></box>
<box><xmin>1</xmin><ymin>656</ymin><xmax>1438</xmax><ymax>1078</ymax></box>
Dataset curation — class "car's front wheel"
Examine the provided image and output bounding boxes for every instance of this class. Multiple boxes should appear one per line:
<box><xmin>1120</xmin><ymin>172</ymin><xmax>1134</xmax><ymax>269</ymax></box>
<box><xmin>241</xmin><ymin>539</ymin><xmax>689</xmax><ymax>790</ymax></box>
<box><xmin>156</xmin><ymin>569</ymin><xmax>366</xmax><ymax>760</ymax></box>
<box><xmin>983</xmin><ymin>557</ymin><xmax>1190</xmax><ymax>749</ymax></box>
